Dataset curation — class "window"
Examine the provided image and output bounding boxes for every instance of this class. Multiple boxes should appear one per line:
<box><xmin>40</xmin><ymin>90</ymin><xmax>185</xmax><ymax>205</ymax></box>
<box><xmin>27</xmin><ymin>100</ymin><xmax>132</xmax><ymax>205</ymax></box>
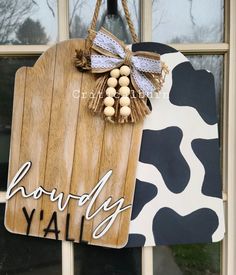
<box><xmin>0</xmin><ymin>1</ymin><xmax>235</xmax><ymax>274</ymax></box>
<box><xmin>0</xmin><ymin>0</ymin><xmax>58</xmax><ymax>45</ymax></box>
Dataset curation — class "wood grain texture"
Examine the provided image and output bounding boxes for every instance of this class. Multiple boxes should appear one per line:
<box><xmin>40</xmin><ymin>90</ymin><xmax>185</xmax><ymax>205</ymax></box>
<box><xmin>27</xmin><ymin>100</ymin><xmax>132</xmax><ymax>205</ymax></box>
<box><xmin>38</xmin><ymin>40</ymin><xmax>84</xmax><ymax>239</ymax></box>
<box><xmin>5</xmin><ymin>39</ymin><xmax>143</xmax><ymax>248</ymax></box>
<box><xmin>5</xmin><ymin>67</ymin><xmax>27</xmax><ymax>230</ymax></box>
<box><xmin>89</xmin><ymin>122</ymin><xmax>133</xmax><ymax>247</ymax></box>
<box><xmin>67</xmin><ymin>69</ymin><xmax>105</xmax><ymax>243</ymax></box>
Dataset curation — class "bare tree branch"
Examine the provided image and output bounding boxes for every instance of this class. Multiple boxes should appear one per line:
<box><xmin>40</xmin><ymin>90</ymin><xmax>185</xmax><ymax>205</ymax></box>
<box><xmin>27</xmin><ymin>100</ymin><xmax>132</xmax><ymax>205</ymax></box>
<box><xmin>69</xmin><ymin>0</ymin><xmax>81</xmax><ymax>27</ymax></box>
<box><xmin>46</xmin><ymin>0</ymin><xmax>55</xmax><ymax>17</ymax></box>
<box><xmin>31</xmin><ymin>0</ymin><xmax>39</xmax><ymax>7</ymax></box>
<box><xmin>152</xmin><ymin>0</ymin><xmax>167</xmax><ymax>32</ymax></box>
<box><xmin>188</xmin><ymin>0</ymin><xmax>196</xmax><ymax>26</ymax></box>
<box><xmin>0</xmin><ymin>0</ymin><xmax>36</xmax><ymax>43</ymax></box>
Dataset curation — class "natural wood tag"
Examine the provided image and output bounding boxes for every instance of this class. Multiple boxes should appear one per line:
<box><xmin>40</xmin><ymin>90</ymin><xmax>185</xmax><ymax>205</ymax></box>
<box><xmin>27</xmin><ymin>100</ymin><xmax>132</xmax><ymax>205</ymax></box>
<box><xmin>4</xmin><ymin>39</ymin><xmax>143</xmax><ymax>248</ymax></box>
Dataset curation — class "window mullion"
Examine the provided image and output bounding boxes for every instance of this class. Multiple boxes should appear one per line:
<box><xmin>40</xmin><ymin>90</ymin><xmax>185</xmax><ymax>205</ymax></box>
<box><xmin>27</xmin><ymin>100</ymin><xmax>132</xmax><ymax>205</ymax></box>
<box><xmin>142</xmin><ymin>247</ymin><xmax>153</xmax><ymax>275</ymax></box>
<box><xmin>58</xmin><ymin>1</ymin><xmax>74</xmax><ymax>275</ymax></box>
<box><xmin>0</xmin><ymin>45</ymin><xmax>48</xmax><ymax>55</ymax></box>
<box><xmin>140</xmin><ymin>1</ymin><xmax>154</xmax><ymax>275</ymax></box>
<box><xmin>168</xmin><ymin>43</ymin><xmax>229</xmax><ymax>54</ymax></box>
<box><xmin>62</xmin><ymin>241</ymin><xmax>74</xmax><ymax>275</ymax></box>
<box><xmin>222</xmin><ymin>5</ymin><xmax>230</xmax><ymax>275</ymax></box>
<box><xmin>0</xmin><ymin>192</ymin><xmax>6</xmax><ymax>203</ymax></box>
<box><xmin>222</xmin><ymin>50</ymin><xmax>229</xmax><ymax>275</ymax></box>
<box><xmin>225</xmin><ymin>0</ymin><xmax>236</xmax><ymax>274</ymax></box>
<box><xmin>58</xmin><ymin>0</ymin><xmax>69</xmax><ymax>41</ymax></box>
<box><xmin>140</xmin><ymin>0</ymin><xmax>152</xmax><ymax>42</ymax></box>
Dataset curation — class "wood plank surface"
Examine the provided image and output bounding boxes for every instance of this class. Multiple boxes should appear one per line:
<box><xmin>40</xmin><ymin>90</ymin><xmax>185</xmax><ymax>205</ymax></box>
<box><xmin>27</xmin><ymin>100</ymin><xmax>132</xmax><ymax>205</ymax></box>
<box><xmin>38</xmin><ymin>40</ymin><xmax>84</xmax><ymax>240</ymax></box>
<box><xmin>5</xmin><ymin>39</ymin><xmax>143</xmax><ymax>248</ymax></box>
<box><xmin>5</xmin><ymin>67</ymin><xmax>27</xmax><ymax>230</ymax></box>
<box><xmin>89</xmin><ymin>122</ymin><xmax>133</xmax><ymax>247</ymax></box>
<box><xmin>6</xmin><ymin>47</ymin><xmax>57</xmax><ymax>236</ymax></box>
<box><xmin>67</xmin><ymin>70</ymin><xmax>105</xmax><ymax>243</ymax></box>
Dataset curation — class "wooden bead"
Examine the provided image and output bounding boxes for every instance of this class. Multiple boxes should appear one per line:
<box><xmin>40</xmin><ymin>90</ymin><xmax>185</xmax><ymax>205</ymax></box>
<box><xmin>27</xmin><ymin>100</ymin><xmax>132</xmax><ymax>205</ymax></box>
<box><xmin>110</xmin><ymin>68</ymin><xmax>120</xmax><ymax>78</ymax></box>
<box><xmin>119</xmin><ymin>76</ymin><xmax>130</xmax><ymax>87</ymax></box>
<box><xmin>104</xmin><ymin>106</ymin><xmax>115</xmax><ymax>117</ymax></box>
<box><xmin>106</xmin><ymin>87</ymin><xmax>116</xmax><ymax>97</ymax></box>
<box><xmin>104</xmin><ymin>96</ymin><xmax>115</xmax><ymax>107</ymax></box>
<box><xmin>120</xmin><ymin>65</ymin><xmax>131</xmax><ymax>76</ymax></box>
<box><xmin>107</xmin><ymin>77</ymin><xmax>118</xmax><ymax>88</ymax></box>
<box><xmin>119</xmin><ymin>96</ymin><xmax>130</xmax><ymax>106</ymax></box>
<box><xmin>119</xmin><ymin>86</ymin><xmax>130</xmax><ymax>96</ymax></box>
<box><xmin>120</xmin><ymin>106</ymin><xmax>131</xmax><ymax>117</ymax></box>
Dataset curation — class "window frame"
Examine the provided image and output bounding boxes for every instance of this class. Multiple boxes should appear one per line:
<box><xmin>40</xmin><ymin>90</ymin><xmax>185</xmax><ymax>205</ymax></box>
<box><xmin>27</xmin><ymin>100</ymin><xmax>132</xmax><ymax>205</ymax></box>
<box><xmin>0</xmin><ymin>0</ymin><xmax>235</xmax><ymax>275</ymax></box>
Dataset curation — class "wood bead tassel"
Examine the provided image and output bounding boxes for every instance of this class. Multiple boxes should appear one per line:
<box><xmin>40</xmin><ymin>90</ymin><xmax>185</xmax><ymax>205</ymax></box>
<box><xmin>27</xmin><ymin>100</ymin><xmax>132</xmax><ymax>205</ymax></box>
<box><xmin>118</xmin><ymin>66</ymin><xmax>131</xmax><ymax>118</ymax></box>
<box><xmin>103</xmin><ymin>65</ymin><xmax>132</xmax><ymax>121</ymax></box>
<box><xmin>88</xmin><ymin>65</ymin><xmax>150</xmax><ymax>123</ymax></box>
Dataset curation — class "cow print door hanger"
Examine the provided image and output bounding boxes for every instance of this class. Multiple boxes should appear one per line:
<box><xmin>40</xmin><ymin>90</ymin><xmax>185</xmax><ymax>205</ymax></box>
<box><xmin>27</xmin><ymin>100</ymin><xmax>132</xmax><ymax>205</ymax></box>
<box><xmin>126</xmin><ymin>43</ymin><xmax>225</xmax><ymax>247</ymax></box>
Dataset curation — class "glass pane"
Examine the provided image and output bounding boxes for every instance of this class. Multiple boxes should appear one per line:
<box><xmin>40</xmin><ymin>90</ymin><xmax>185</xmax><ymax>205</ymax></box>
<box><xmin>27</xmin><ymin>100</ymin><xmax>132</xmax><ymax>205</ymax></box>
<box><xmin>0</xmin><ymin>56</ymin><xmax>39</xmax><ymax>191</ymax></box>
<box><xmin>74</xmin><ymin>244</ymin><xmax>141</xmax><ymax>275</ymax></box>
<box><xmin>187</xmin><ymin>55</ymin><xmax>224</xmax><ymax>122</ymax></box>
<box><xmin>69</xmin><ymin>0</ymin><xmax>140</xmax><ymax>43</ymax></box>
<box><xmin>0</xmin><ymin>0</ymin><xmax>58</xmax><ymax>45</ymax></box>
<box><xmin>154</xmin><ymin>55</ymin><xmax>223</xmax><ymax>275</ymax></box>
<box><xmin>154</xmin><ymin>244</ymin><xmax>220</xmax><ymax>275</ymax></box>
<box><xmin>0</xmin><ymin>204</ymin><xmax>62</xmax><ymax>274</ymax></box>
<box><xmin>152</xmin><ymin>0</ymin><xmax>224</xmax><ymax>43</ymax></box>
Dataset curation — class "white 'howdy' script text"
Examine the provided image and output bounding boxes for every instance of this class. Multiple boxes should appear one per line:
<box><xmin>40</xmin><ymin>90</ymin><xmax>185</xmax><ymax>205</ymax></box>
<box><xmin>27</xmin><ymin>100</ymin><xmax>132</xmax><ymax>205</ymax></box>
<box><xmin>6</xmin><ymin>162</ymin><xmax>131</xmax><ymax>239</ymax></box>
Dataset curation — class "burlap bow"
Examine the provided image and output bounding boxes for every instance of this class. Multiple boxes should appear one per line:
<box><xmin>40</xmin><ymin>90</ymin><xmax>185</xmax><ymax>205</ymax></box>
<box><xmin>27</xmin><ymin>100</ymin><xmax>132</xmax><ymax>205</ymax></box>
<box><xmin>91</xmin><ymin>28</ymin><xmax>162</xmax><ymax>96</ymax></box>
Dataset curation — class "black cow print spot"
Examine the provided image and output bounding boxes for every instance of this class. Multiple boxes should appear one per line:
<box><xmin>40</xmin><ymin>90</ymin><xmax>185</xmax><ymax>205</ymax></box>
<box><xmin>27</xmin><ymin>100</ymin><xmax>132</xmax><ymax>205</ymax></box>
<box><xmin>153</xmin><ymin>208</ymin><xmax>219</xmax><ymax>245</ymax></box>
<box><xmin>126</xmin><ymin>234</ymin><xmax>146</xmax><ymax>247</ymax></box>
<box><xmin>131</xmin><ymin>179</ymin><xmax>158</xmax><ymax>220</ymax></box>
<box><xmin>133</xmin><ymin>42</ymin><xmax>178</xmax><ymax>55</ymax></box>
<box><xmin>169</xmin><ymin>62</ymin><xmax>217</xmax><ymax>125</ymax></box>
<box><xmin>192</xmin><ymin>139</ymin><xmax>221</xmax><ymax>198</ymax></box>
<box><xmin>139</xmin><ymin>127</ymin><xmax>190</xmax><ymax>193</ymax></box>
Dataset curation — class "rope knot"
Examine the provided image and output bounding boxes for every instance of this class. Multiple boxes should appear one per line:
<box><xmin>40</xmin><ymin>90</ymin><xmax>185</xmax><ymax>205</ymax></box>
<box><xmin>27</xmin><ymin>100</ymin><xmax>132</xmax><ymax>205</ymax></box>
<box><xmin>124</xmin><ymin>48</ymin><xmax>133</xmax><ymax>67</ymax></box>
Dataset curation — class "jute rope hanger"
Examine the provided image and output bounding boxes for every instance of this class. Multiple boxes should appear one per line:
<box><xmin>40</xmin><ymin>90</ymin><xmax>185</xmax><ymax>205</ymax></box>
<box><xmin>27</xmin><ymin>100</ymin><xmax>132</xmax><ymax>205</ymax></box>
<box><xmin>75</xmin><ymin>0</ymin><xmax>139</xmax><ymax>71</ymax></box>
<box><xmin>88</xmin><ymin>0</ymin><xmax>139</xmax><ymax>44</ymax></box>
<box><xmin>75</xmin><ymin>0</ymin><xmax>168</xmax><ymax>124</ymax></box>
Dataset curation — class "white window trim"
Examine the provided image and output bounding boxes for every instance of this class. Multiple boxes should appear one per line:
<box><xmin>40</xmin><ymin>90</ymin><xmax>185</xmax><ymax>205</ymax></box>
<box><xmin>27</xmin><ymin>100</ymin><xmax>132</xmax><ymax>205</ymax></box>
<box><xmin>223</xmin><ymin>1</ymin><xmax>236</xmax><ymax>275</ymax></box>
<box><xmin>58</xmin><ymin>0</ymin><xmax>69</xmax><ymax>41</ymax></box>
<box><xmin>140</xmin><ymin>2</ymin><xmax>154</xmax><ymax>274</ymax></box>
<box><xmin>0</xmin><ymin>0</ymin><xmax>235</xmax><ymax>274</ymax></box>
<box><xmin>57</xmin><ymin>1</ymin><xmax>74</xmax><ymax>274</ymax></box>
<box><xmin>62</xmin><ymin>241</ymin><xmax>74</xmax><ymax>275</ymax></box>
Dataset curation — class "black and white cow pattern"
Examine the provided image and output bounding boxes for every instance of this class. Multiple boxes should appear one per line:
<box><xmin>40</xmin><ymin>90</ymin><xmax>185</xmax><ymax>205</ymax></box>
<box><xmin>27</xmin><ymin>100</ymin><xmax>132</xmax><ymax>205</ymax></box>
<box><xmin>126</xmin><ymin>43</ymin><xmax>225</xmax><ymax>247</ymax></box>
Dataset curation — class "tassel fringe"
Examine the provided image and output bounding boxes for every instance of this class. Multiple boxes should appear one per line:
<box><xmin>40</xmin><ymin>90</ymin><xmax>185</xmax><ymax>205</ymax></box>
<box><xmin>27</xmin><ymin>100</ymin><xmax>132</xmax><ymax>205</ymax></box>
<box><xmin>88</xmin><ymin>74</ymin><xmax>151</xmax><ymax>124</ymax></box>
<box><xmin>75</xmin><ymin>50</ymin><xmax>169</xmax><ymax>124</ymax></box>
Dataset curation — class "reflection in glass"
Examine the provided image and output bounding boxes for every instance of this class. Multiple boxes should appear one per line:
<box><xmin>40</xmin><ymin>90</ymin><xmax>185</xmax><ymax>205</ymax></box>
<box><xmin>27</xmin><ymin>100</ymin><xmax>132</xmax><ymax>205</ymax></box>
<box><xmin>154</xmin><ymin>244</ymin><xmax>220</xmax><ymax>275</ymax></box>
<box><xmin>0</xmin><ymin>57</ymin><xmax>38</xmax><ymax>191</ymax></box>
<box><xmin>152</xmin><ymin>0</ymin><xmax>224</xmax><ymax>43</ymax></box>
<box><xmin>69</xmin><ymin>0</ymin><xmax>140</xmax><ymax>40</ymax></box>
<box><xmin>187</xmin><ymin>55</ymin><xmax>224</xmax><ymax>120</ymax></box>
<box><xmin>74</xmin><ymin>243</ymin><xmax>141</xmax><ymax>275</ymax></box>
<box><xmin>0</xmin><ymin>205</ymin><xmax>62</xmax><ymax>274</ymax></box>
<box><xmin>0</xmin><ymin>0</ymin><xmax>58</xmax><ymax>45</ymax></box>
<box><xmin>97</xmin><ymin>0</ymin><xmax>132</xmax><ymax>43</ymax></box>
<box><xmin>153</xmin><ymin>55</ymin><xmax>223</xmax><ymax>275</ymax></box>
